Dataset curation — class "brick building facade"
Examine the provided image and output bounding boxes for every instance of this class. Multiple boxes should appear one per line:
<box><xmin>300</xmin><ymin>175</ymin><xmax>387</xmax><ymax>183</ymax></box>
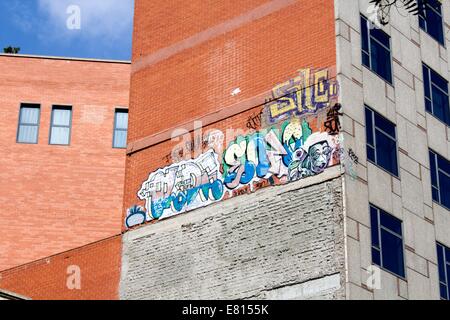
<box><xmin>0</xmin><ymin>54</ymin><xmax>130</xmax><ymax>270</ymax></box>
<box><xmin>0</xmin><ymin>235</ymin><xmax>121</xmax><ymax>300</ymax></box>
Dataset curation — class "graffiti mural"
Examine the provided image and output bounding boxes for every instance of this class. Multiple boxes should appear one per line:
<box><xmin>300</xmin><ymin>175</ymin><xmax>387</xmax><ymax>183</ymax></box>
<box><xmin>246</xmin><ymin>111</ymin><xmax>263</xmax><ymax>130</ymax></box>
<box><xmin>127</xmin><ymin>68</ymin><xmax>343</xmax><ymax>228</ymax></box>
<box><xmin>324</xmin><ymin>103</ymin><xmax>343</xmax><ymax>135</ymax></box>
<box><xmin>264</xmin><ymin>68</ymin><xmax>339</xmax><ymax>124</ymax></box>
<box><xmin>138</xmin><ymin>150</ymin><xmax>224</xmax><ymax>221</ymax></box>
<box><xmin>222</xmin><ymin>120</ymin><xmax>338</xmax><ymax>189</ymax></box>
<box><xmin>133</xmin><ymin>118</ymin><xmax>340</xmax><ymax>225</ymax></box>
<box><xmin>288</xmin><ymin>132</ymin><xmax>334</xmax><ymax>180</ymax></box>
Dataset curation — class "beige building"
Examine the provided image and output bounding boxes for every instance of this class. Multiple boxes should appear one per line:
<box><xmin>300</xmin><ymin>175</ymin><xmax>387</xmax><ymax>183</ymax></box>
<box><xmin>336</xmin><ymin>0</ymin><xmax>450</xmax><ymax>299</ymax></box>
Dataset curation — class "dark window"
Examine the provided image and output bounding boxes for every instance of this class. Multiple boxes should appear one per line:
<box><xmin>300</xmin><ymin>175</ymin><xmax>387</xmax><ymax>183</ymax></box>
<box><xmin>365</xmin><ymin>106</ymin><xmax>399</xmax><ymax>176</ymax></box>
<box><xmin>49</xmin><ymin>106</ymin><xmax>72</xmax><ymax>145</ymax></box>
<box><xmin>370</xmin><ymin>204</ymin><xmax>405</xmax><ymax>278</ymax></box>
<box><xmin>423</xmin><ymin>64</ymin><xmax>450</xmax><ymax>125</ymax></box>
<box><xmin>419</xmin><ymin>0</ymin><xmax>444</xmax><ymax>45</ymax></box>
<box><xmin>429</xmin><ymin>150</ymin><xmax>450</xmax><ymax>210</ymax></box>
<box><xmin>113</xmin><ymin>109</ymin><xmax>128</xmax><ymax>148</ymax></box>
<box><xmin>437</xmin><ymin>242</ymin><xmax>450</xmax><ymax>300</ymax></box>
<box><xmin>17</xmin><ymin>104</ymin><xmax>40</xmax><ymax>144</ymax></box>
<box><xmin>361</xmin><ymin>15</ymin><xmax>392</xmax><ymax>83</ymax></box>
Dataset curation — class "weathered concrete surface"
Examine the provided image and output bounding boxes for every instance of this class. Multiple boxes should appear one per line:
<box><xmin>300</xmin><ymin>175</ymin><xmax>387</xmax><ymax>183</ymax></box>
<box><xmin>120</xmin><ymin>169</ymin><xmax>345</xmax><ymax>300</ymax></box>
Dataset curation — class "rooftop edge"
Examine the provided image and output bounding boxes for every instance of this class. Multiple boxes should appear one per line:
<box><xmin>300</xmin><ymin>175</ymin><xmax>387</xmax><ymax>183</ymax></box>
<box><xmin>0</xmin><ymin>53</ymin><xmax>131</xmax><ymax>64</ymax></box>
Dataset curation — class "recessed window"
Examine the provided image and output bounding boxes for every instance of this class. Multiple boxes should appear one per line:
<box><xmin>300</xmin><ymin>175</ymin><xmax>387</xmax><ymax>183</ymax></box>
<box><xmin>370</xmin><ymin>204</ymin><xmax>405</xmax><ymax>278</ymax></box>
<box><xmin>17</xmin><ymin>104</ymin><xmax>40</xmax><ymax>144</ymax></box>
<box><xmin>49</xmin><ymin>106</ymin><xmax>72</xmax><ymax>145</ymax></box>
<box><xmin>437</xmin><ymin>242</ymin><xmax>450</xmax><ymax>300</ymax></box>
<box><xmin>423</xmin><ymin>64</ymin><xmax>449</xmax><ymax>125</ymax></box>
<box><xmin>429</xmin><ymin>150</ymin><xmax>450</xmax><ymax>210</ymax></box>
<box><xmin>365</xmin><ymin>106</ymin><xmax>399</xmax><ymax>176</ymax></box>
<box><xmin>113</xmin><ymin>109</ymin><xmax>128</xmax><ymax>149</ymax></box>
<box><xmin>419</xmin><ymin>0</ymin><xmax>444</xmax><ymax>45</ymax></box>
<box><xmin>361</xmin><ymin>15</ymin><xmax>393</xmax><ymax>84</ymax></box>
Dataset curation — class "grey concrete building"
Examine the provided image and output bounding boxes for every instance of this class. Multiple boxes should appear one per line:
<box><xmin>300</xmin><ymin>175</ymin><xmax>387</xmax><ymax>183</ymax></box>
<box><xmin>336</xmin><ymin>0</ymin><xmax>449</xmax><ymax>299</ymax></box>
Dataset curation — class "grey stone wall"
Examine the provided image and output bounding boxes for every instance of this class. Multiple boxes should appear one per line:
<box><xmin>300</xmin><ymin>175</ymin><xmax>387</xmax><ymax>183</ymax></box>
<box><xmin>120</xmin><ymin>171</ymin><xmax>345</xmax><ymax>300</ymax></box>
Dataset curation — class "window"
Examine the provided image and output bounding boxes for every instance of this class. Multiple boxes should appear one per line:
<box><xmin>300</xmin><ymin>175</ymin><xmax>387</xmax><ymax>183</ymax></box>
<box><xmin>49</xmin><ymin>106</ymin><xmax>72</xmax><ymax>145</ymax></box>
<box><xmin>370</xmin><ymin>204</ymin><xmax>405</xmax><ymax>278</ymax></box>
<box><xmin>429</xmin><ymin>150</ymin><xmax>450</xmax><ymax>210</ymax></box>
<box><xmin>437</xmin><ymin>243</ymin><xmax>450</xmax><ymax>300</ymax></box>
<box><xmin>361</xmin><ymin>15</ymin><xmax>393</xmax><ymax>83</ymax></box>
<box><xmin>365</xmin><ymin>106</ymin><xmax>399</xmax><ymax>176</ymax></box>
<box><xmin>113</xmin><ymin>109</ymin><xmax>128</xmax><ymax>148</ymax></box>
<box><xmin>17</xmin><ymin>104</ymin><xmax>40</xmax><ymax>144</ymax></box>
<box><xmin>419</xmin><ymin>0</ymin><xmax>444</xmax><ymax>45</ymax></box>
<box><xmin>423</xmin><ymin>64</ymin><xmax>450</xmax><ymax>125</ymax></box>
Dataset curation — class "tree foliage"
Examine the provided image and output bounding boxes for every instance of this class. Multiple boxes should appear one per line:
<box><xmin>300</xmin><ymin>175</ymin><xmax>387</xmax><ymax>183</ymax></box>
<box><xmin>3</xmin><ymin>46</ymin><xmax>21</xmax><ymax>54</ymax></box>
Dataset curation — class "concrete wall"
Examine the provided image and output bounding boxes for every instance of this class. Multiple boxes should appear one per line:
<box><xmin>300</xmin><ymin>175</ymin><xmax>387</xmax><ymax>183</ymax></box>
<box><xmin>335</xmin><ymin>0</ymin><xmax>450</xmax><ymax>299</ymax></box>
<box><xmin>120</xmin><ymin>168</ymin><xmax>345</xmax><ymax>300</ymax></box>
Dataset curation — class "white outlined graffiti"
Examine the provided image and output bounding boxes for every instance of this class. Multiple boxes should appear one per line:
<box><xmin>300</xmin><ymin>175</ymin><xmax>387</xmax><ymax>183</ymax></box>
<box><xmin>126</xmin><ymin>70</ymin><xmax>343</xmax><ymax>228</ymax></box>
<box><xmin>131</xmin><ymin>118</ymin><xmax>340</xmax><ymax>225</ymax></box>
<box><xmin>66</xmin><ymin>265</ymin><xmax>81</xmax><ymax>290</ymax></box>
<box><xmin>138</xmin><ymin>150</ymin><xmax>224</xmax><ymax>221</ymax></box>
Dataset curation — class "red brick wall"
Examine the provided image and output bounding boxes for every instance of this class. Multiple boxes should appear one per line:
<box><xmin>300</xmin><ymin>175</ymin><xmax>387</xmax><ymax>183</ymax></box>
<box><xmin>124</xmin><ymin>0</ymin><xmax>336</xmax><ymax>226</ymax></box>
<box><xmin>0</xmin><ymin>55</ymin><xmax>130</xmax><ymax>270</ymax></box>
<box><xmin>0</xmin><ymin>235</ymin><xmax>122</xmax><ymax>300</ymax></box>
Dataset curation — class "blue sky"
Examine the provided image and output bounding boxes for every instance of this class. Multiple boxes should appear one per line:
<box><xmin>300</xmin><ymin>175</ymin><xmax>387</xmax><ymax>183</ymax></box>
<box><xmin>0</xmin><ymin>0</ymin><xmax>134</xmax><ymax>60</ymax></box>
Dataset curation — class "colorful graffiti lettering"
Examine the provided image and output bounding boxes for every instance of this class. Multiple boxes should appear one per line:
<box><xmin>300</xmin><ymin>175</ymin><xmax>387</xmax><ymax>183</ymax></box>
<box><xmin>138</xmin><ymin>150</ymin><xmax>224</xmax><ymax>220</ymax></box>
<box><xmin>222</xmin><ymin>119</ymin><xmax>337</xmax><ymax>190</ymax></box>
<box><xmin>129</xmin><ymin>69</ymin><xmax>342</xmax><ymax>227</ymax></box>
<box><xmin>135</xmin><ymin>118</ymin><xmax>340</xmax><ymax>225</ymax></box>
<box><xmin>264</xmin><ymin>68</ymin><xmax>339</xmax><ymax>124</ymax></box>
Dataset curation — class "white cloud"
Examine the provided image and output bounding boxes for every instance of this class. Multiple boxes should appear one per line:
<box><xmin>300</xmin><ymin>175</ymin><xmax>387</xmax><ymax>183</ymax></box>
<box><xmin>37</xmin><ymin>0</ymin><xmax>134</xmax><ymax>41</ymax></box>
